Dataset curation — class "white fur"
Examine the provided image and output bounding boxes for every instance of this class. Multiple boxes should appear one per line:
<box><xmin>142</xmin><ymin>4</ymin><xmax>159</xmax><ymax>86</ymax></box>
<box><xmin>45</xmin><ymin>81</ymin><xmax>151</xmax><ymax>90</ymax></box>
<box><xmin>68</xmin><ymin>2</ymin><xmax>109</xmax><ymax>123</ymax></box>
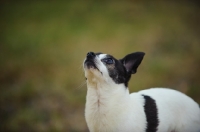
<box><xmin>84</xmin><ymin>54</ymin><xmax>200</xmax><ymax>132</ymax></box>
<box><xmin>138</xmin><ymin>88</ymin><xmax>200</xmax><ymax>132</ymax></box>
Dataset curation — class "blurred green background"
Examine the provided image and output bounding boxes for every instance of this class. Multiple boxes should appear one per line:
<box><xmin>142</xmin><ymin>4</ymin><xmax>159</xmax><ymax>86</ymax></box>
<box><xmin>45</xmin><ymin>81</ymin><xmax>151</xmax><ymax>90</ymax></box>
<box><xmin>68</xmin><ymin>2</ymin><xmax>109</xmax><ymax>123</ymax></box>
<box><xmin>1</xmin><ymin>1</ymin><xmax>200</xmax><ymax>131</ymax></box>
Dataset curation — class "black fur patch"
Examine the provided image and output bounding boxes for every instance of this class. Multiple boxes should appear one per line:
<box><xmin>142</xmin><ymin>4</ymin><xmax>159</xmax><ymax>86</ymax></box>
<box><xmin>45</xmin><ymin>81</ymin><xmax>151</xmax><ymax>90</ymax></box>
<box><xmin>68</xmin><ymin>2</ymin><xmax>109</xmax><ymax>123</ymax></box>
<box><xmin>102</xmin><ymin>55</ymin><xmax>131</xmax><ymax>87</ymax></box>
<box><xmin>102</xmin><ymin>52</ymin><xmax>145</xmax><ymax>87</ymax></box>
<box><xmin>142</xmin><ymin>95</ymin><xmax>159</xmax><ymax>132</ymax></box>
<box><xmin>104</xmin><ymin>52</ymin><xmax>145</xmax><ymax>87</ymax></box>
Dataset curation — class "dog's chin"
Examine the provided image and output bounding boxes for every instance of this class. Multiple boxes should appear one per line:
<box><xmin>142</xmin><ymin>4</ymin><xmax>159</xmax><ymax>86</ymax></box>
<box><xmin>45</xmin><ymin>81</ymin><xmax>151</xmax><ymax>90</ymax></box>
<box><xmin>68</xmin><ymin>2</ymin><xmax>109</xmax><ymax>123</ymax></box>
<box><xmin>84</xmin><ymin>62</ymin><xmax>102</xmax><ymax>79</ymax></box>
<box><xmin>85</xmin><ymin>66</ymin><xmax>99</xmax><ymax>72</ymax></box>
<box><xmin>85</xmin><ymin>64</ymin><xmax>96</xmax><ymax>70</ymax></box>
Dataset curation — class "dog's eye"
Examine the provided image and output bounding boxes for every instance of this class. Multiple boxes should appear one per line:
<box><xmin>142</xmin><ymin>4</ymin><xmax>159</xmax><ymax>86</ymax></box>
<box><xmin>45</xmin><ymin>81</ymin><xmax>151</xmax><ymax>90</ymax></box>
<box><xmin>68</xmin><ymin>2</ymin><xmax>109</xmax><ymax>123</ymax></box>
<box><xmin>102</xmin><ymin>58</ymin><xmax>114</xmax><ymax>64</ymax></box>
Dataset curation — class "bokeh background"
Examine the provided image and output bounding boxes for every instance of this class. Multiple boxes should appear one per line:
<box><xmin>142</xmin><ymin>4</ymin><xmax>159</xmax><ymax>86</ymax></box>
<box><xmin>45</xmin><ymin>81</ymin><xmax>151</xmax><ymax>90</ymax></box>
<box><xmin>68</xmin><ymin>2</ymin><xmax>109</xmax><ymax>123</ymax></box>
<box><xmin>1</xmin><ymin>1</ymin><xmax>200</xmax><ymax>131</ymax></box>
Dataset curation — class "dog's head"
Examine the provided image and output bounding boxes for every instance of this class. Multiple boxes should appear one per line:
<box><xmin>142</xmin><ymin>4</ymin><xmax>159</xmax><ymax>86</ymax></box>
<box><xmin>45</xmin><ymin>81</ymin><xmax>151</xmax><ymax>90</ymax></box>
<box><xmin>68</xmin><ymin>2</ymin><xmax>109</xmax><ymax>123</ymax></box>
<box><xmin>83</xmin><ymin>52</ymin><xmax>145</xmax><ymax>87</ymax></box>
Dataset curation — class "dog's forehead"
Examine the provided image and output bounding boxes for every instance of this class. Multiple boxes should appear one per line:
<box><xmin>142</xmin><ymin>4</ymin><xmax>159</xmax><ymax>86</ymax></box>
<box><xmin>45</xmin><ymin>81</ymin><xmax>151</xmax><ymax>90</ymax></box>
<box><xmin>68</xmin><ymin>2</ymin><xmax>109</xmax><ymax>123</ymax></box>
<box><xmin>98</xmin><ymin>54</ymin><xmax>107</xmax><ymax>59</ymax></box>
<box><xmin>96</xmin><ymin>53</ymin><xmax>115</xmax><ymax>60</ymax></box>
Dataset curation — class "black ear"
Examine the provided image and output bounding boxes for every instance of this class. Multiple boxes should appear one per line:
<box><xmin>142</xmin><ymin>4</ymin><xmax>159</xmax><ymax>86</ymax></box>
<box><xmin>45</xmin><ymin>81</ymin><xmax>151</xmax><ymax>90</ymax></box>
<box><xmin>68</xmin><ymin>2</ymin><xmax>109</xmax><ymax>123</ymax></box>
<box><xmin>120</xmin><ymin>52</ymin><xmax>145</xmax><ymax>74</ymax></box>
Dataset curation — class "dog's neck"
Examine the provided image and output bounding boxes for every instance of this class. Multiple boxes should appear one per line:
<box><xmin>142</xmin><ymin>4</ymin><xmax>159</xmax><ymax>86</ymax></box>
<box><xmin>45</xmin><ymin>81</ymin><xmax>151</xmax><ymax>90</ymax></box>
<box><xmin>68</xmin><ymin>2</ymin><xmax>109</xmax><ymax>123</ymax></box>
<box><xmin>86</xmin><ymin>80</ymin><xmax>129</xmax><ymax>107</ymax></box>
<box><xmin>85</xmin><ymin>79</ymin><xmax>131</xmax><ymax>131</ymax></box>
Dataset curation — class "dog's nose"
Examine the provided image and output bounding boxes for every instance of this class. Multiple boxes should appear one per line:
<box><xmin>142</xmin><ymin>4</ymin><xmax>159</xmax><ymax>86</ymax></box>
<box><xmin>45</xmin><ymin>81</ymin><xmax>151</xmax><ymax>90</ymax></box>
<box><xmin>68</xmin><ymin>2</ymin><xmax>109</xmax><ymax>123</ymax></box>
<box><xmin>87</xmin><ymin>52</ymin><xmax>95</xmax><ymax>58</ymax></box>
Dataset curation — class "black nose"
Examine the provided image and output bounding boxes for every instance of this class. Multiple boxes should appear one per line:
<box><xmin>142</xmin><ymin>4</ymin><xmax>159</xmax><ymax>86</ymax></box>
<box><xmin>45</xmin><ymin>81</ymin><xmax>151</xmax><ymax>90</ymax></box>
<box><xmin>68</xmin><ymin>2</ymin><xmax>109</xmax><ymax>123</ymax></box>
<box><xmin>87</xmin><ymin>52</ymin><xmax>95</xmax><ymax>58</ymax></box>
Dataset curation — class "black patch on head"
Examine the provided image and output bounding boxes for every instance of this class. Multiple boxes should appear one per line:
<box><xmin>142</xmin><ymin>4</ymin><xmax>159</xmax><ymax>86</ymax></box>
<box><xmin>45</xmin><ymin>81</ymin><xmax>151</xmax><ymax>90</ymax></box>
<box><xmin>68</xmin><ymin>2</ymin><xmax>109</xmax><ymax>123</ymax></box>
<box><xmin>102</xmin><ymin>52</ymin><xmax>145</xmax><ymax>87</ymax></box>
<box><xmin>142</xmin><ymin>95</ymin><xmax>159</xmax><ymax>132</ymax></box>
<box><xmin>101</xmin><ymin>55</ymin><xmax>131</xmax><ymax>87</ymax></box>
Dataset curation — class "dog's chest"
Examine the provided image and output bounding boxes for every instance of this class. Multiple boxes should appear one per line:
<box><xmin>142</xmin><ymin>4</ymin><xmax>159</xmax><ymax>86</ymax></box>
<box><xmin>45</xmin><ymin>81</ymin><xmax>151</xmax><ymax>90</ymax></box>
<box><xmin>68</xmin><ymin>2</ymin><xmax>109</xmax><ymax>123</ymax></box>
<box><xmin>85</xmin><ymin>89</ymin><xmax>120</xmax><ymax>131</ymax></box>
<box><xmin>85</xmin><ymin>88</ymin><xmax>146</xmax><ymax>132</ymax></box>
<box><xmin>85</xmin><ymin>106</ymin><xmax>118</xmax><ymax>132</ymax></box>
<box><xmin>85</xmin><ymin>103</ymin><xmax>129</xmax><ymax>132</ymax></box>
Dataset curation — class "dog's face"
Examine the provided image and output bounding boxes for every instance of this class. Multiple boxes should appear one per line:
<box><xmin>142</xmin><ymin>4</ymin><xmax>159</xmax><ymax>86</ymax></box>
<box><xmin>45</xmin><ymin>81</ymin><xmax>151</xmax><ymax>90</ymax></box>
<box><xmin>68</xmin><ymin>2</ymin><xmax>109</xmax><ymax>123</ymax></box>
<box><xmin>83</xmin><ymin>52</ymin><xmax>145</xmax><ymax>87</ymax></box>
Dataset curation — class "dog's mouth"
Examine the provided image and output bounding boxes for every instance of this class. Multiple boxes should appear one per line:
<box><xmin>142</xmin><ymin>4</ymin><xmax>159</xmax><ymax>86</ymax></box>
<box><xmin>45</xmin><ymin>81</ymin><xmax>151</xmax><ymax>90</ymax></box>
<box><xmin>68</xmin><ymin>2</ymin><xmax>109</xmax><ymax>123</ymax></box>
<box><xmin>84</xmin><ymin>59</ymin><xmax>99</xmax><ymax>70</ymax></box>
<box><xmin>84</xmin><ymin>52</ymin><xmax>101</xmax><ymax>72</ymax></box>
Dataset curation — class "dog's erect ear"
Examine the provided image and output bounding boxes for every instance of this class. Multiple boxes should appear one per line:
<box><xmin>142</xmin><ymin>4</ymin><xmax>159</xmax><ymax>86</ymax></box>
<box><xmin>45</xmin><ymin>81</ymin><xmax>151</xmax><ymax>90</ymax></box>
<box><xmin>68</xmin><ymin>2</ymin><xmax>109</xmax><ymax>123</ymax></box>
<box><xmin>120</xmin><ymin>52</ymin><xmax>145</xmax><ymax>74</ymax></box>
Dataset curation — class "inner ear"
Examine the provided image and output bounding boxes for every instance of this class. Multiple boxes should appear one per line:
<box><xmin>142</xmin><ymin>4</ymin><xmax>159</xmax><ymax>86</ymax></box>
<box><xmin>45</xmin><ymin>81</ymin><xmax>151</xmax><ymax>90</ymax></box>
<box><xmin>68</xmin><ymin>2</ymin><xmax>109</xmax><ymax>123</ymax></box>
<box><xmin>119</xmin><ymin>52</ymin><xmax>145</xmax><ymax>74</ymax></box>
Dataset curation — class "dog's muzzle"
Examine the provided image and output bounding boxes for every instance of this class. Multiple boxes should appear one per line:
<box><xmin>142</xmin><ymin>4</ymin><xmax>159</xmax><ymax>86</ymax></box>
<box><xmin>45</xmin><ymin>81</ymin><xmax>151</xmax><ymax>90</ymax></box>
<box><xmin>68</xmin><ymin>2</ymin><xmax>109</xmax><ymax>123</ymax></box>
<box><xmin>84</xmin><ymin>52</ymin><xmax>98</xmax><ymax>69</ymax></box>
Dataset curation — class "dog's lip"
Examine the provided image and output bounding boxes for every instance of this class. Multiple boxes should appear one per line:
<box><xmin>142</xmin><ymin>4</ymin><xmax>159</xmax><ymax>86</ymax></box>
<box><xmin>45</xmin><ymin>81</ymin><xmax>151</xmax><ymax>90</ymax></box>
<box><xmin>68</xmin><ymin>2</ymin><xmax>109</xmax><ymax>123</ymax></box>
<box><xmin>84</xmin><ymin>59</ymin><xmax>94</xmax><ymax>65</ymax></box>
<box><xmin>84</xmin><ymin>59</ymin><xmax>100</xmax><ymax>71</ymax></box>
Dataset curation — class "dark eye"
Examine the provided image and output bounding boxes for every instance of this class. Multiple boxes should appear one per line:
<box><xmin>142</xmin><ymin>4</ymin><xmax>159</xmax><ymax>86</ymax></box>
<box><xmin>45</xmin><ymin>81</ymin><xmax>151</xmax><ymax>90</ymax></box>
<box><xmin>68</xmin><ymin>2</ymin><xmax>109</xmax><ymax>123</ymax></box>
<box><xmin>103</xmin><ymin>58</ymin><xmax>114</xmax><ymax>64</ymax></box>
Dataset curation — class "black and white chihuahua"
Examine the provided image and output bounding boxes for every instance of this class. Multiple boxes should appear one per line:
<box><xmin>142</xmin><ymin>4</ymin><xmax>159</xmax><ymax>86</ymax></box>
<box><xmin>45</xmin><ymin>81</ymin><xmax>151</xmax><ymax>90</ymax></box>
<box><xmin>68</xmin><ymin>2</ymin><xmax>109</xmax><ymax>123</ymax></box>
<box><xmin>83</xmin><ymin>51</ymin><xmax>200</xmax><ymax>132</ymax></box>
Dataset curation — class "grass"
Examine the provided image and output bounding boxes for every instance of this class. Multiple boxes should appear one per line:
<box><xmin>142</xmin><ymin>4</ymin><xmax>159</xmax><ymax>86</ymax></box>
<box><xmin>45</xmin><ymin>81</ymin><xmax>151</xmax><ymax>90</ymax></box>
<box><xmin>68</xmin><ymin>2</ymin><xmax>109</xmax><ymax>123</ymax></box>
<box><xmin>0</xmin><ymin>1</ymin><xmax>200</xmax><ymax>131</ymax></box>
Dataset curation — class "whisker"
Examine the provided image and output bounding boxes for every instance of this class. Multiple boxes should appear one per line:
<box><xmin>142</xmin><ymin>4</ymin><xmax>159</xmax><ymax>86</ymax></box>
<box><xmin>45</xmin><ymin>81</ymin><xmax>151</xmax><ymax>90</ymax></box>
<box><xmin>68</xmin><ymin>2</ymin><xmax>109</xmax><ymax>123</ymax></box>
<box><xmin>77</xmin><ymin>61</ymin><xmax>85</xmax><ymax>77</ymax></box>
<box><xmin>78</xmin><ymin>60</ymin><xmax>84</xmax><ymax>70</ymax></box>
<box><xmin>78</xmin><ymin>64</ymin><xmax>83</xmax><ymax>70</ymax></box>
<box><xmin>76</xmin><ymin>80</ymin><xmax>87</xmax><ymax>90</ymax></box>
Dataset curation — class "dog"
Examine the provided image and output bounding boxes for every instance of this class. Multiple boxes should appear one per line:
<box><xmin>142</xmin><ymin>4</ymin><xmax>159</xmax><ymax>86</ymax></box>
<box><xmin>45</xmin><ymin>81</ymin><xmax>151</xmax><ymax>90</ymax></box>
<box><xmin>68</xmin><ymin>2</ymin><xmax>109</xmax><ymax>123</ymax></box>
<box><xmin>83</xmin><ymin>51</ymin><xmax>200</xmax><ymax>132</ymax></box>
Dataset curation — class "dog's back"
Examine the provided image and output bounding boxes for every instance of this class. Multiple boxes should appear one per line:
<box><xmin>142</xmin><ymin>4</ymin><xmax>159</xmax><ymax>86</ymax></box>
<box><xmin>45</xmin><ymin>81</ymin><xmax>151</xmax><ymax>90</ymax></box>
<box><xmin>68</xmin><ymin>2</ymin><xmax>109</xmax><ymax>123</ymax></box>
<box><xmin>137</xmin><ymin>88</ymin><xmax>200</xmax><ymax>132</ymax></box>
